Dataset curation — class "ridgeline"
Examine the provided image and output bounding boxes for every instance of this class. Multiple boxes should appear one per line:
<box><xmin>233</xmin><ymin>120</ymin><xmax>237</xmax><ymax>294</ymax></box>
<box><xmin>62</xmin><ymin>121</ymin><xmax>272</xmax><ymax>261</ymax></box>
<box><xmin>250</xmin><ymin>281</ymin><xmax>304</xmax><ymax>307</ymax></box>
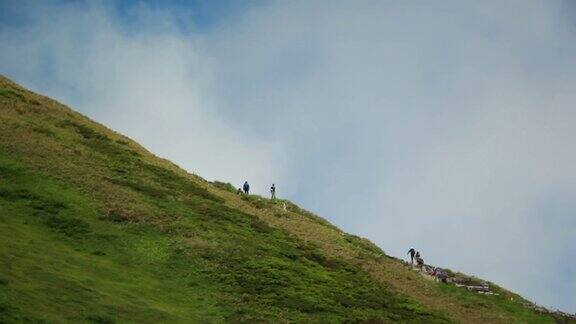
<box><xmin>0</xmin><ymin>75</ymin><xmax>573</xmax><ymax>323</ymax></box>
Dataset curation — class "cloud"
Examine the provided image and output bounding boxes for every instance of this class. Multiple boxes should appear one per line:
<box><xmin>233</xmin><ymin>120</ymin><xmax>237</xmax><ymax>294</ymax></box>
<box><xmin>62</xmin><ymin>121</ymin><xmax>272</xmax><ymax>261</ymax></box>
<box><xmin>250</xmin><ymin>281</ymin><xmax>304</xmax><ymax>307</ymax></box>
<box><xmin>202</xmin><ymin>0</ymin><xmax>576</xmax><ymax>312</ymax></box>
<box><xmin>0</xmin><ymin>1</ymin><xmax>279</xmax><ymax>193</ymax></box>
<box><xmin>1</xmin><ymin>0</ymin><xmax>575</xmax><ymax>313</ymax></box>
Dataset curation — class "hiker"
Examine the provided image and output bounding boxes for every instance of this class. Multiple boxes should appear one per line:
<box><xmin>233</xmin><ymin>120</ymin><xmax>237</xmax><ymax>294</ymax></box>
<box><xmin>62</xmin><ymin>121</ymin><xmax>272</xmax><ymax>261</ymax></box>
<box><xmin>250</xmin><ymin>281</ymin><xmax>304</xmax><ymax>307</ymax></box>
<box><xmin>236</xmin><ymin>188</ymin><xmax>243</xmax><ymax>195</ymax></box>
<box><xmin>416</xmin><ymin>257</ymin><xmax>424</xmax><ymax>270</ymax></box>
<box><xmin>243</xmin><ymin>181</ymin><xmax>250</xmax><ymax>194</ymax></box>
<box><xmin>435</xmin><ymin>268</ymin><xmax>448</xmax><ymax>283</ymax></box>
<box><xmin>415</xmin><ymin>252</ymin><xmax>424</xmax><ymax>270</ymax></box>
<box><xmin>270</xmin><ymin>184</ymin><xmax>276</xmax><ymax>199</ymax></box>
<box><xmin>407</xmin><ymin>248</ymin><xmax>416</xmax><ymax>265</ymax></box>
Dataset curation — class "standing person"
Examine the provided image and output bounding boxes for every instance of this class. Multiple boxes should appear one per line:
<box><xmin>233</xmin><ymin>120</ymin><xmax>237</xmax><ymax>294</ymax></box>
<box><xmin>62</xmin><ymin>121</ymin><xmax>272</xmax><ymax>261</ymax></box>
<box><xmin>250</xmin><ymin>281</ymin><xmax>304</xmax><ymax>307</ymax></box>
<box><xmin>243</xmin><ymin>181</ymin><xmax>250</xmax><ymax>194</ymax></box>
<box><xmin>270</xmin><ymin>184</ymin><xmax>276</xmax><ymax>200</ymax></box>
<box><xmin>407</xmin><ymin>248</ymin><xmax>416</xmax><ymax>265</ymax></box>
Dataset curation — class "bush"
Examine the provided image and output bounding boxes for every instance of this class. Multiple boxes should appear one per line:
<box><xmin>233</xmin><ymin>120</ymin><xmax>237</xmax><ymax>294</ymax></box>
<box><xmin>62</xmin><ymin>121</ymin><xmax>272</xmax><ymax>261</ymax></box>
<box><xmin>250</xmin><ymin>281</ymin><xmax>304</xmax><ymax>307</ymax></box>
<box><xmin>101</xmin><ymin>209</ymin><xmax>129</xmax><ymax>223</ymax></box>
<box><xmin>0</xmin><ymin>188</ymin><xmax>40</xmax><ymax>202</ymax></box>
<box><xmin>0</xmin><ymin>187</ymin><xmax>67</xmax><ymax>216</ymax></box>
<box><xmin>32</xmin><ymin>125</ymin><xmax>55</xmax><ymax>137</ymax></box>
<box><xmin>212</xmin><ymin>181</ymin><xmax>236</xmax><ymax>193</ymax></box>
<box><xmin>241</xmin><ymin>195</ymin><xmax>272</xmax><ymax>209</ymax></box>
<box><xmin>59</xmin><ymin>119</ymin><xmax>109</xmax><ymax>141</ymax></box>
<box><xmin>0</xmin><ymin>88</ymin><xmax>26</xmax><ymax>101</ymax></box>
<box><xmin>45</xmin><ymin>216</ymin><xmax>91</xmax><ymax>238</ymax></box>
<box><xmin>86</xmin><ymin>314</ymin><xmax>115</xmax><ymax>324</ymax></box>
<box><xmin>141</xmin><ymin>163</ymin><xmax>221</xmax><ymax>202</ymax></box>
<box><xmin>30</xmin><ymin>198</ymin><xmax>67</xmax><ymax>216</ymax></box>
<box><xmin>108</xmin><ymin>177</ymin><xmax>169</xmax><ymax>199</ymax></box>
<box><xmin>344</xmin><ymin>234</ymin><xmax>384</xmax><ymax>256</ymax></box>
<box><xmin>250</xmin><ymin>217</ymin><xmax>274</xmax><ymax>233</ymax></box>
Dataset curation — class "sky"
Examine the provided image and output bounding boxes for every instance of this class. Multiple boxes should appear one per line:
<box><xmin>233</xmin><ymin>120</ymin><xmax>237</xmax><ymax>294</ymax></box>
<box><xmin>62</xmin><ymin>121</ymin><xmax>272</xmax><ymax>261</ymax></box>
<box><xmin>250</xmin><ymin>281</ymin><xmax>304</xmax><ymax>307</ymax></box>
<box><xmin>1</xmin><ymin>0</ymin><xmax>575</xmax><ymax>314</ymax></box>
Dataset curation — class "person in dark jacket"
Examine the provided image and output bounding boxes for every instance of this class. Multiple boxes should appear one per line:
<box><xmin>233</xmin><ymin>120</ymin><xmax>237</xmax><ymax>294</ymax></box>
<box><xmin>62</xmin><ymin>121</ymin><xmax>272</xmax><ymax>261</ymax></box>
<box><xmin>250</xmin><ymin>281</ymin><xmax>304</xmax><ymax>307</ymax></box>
<box><xmin>243</xmin><ymin>181</ymin><xmax>250</xmax><ymax>194</ymax></box>
<box><xmin>270</xmin><ymin>184</ymin><xmax>276</xmax><ymax>199</ymax></box>
<box><xmin>407</xmin><ymin>248</ymin><xmax>416</xmax><ymax>265</ymax></box>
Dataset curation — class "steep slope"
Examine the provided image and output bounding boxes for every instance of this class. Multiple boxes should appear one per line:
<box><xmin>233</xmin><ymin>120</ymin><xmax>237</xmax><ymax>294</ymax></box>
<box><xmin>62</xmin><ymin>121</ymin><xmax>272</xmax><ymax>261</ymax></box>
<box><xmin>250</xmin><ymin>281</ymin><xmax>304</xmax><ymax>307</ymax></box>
<box><xmin>0</xmin><ymin>75</ymin><xmax>572</xmax><ymax>323</ymax></box>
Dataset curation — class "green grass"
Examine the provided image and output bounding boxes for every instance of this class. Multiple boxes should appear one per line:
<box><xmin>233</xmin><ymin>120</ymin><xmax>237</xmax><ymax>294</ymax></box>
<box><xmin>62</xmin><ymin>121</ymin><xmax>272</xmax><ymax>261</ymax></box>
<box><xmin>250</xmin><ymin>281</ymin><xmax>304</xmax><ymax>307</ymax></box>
<box><xmin>0</xmin><ymin>75</ymin><xmax>573</xmax><ymax>323</ymax></box>
<box><xmin>211</xmin><ymin>181</ymin><xmax>236</xmax><ymax>193</ymax></box>
<box><xmin>0</xmin><ymin>153</ymin><xmax>447</xmax><ymax>323</ymax></box>
<box><xmin>0</xmin><ymin>154</ymin><xmax>223</xmax><ymax>322</ymax></box>
<box><xmin>434</xmin><ymin>283</ymin><xmax>557</xmax><ymax>323</ymax></box>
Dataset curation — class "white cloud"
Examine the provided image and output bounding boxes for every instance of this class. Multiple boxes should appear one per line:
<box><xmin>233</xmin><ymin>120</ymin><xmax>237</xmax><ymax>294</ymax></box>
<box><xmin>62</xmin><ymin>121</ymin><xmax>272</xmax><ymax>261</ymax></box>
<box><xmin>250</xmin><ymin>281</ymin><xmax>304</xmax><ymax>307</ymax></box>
<box><xmin>0</xmin><ymin>2</ymin><xmax>280</xmax><ymax>193</ymax></box>
<box><xmin>201</xmin><ymin>0</ymin><xmax>576</xmax><ymax>312</ymax></box>
<box><xmin>1</xmin><ymin>0</ymin><xmax>575</xmax><ymax>313</ymax></box>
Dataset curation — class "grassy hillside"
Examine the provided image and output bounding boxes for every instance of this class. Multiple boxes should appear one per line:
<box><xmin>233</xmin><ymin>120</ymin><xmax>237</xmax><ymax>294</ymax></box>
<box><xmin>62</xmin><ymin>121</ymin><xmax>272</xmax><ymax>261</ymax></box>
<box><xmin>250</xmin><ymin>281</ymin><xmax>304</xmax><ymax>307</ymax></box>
<box><xmin>0</xmin><ymin>75</ymin><xmax>572</xmax><ymax>323</ymax></box>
